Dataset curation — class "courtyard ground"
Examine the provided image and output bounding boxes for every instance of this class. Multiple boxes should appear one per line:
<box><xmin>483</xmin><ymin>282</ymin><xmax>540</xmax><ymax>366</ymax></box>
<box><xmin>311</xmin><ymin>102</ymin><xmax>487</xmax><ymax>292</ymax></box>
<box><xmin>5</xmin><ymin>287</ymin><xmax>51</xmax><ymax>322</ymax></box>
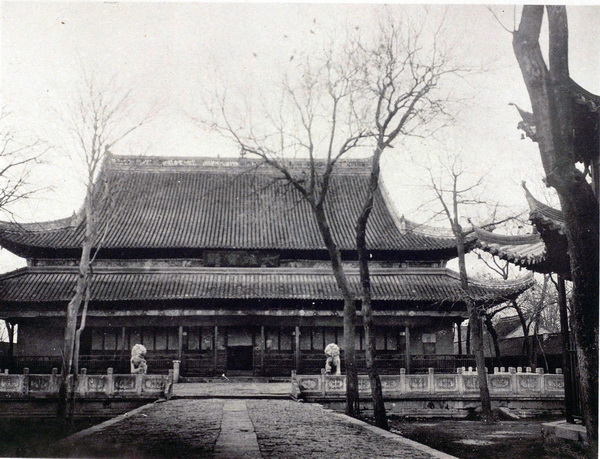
<box><xmin>388</xmin><ymin>416</ymin><xmax>587</xmax><ymax>459</ymax></box>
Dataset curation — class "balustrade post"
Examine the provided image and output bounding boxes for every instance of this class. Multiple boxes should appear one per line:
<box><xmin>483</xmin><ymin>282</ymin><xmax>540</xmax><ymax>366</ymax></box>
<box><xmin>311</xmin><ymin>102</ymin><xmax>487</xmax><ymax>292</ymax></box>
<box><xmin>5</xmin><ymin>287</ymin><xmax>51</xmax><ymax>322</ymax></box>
<box><xmin>136</xmin><ymin>373</ymin><xmax>143</xmax><ymax>396</ymax></box>
<box><xmin>320</xmin><ymin>369</ymin><xmax>326</xmax><ymax>396</ymax></box>
<box><xmin>106</xmin><ymin>368</ymin><xmax>114</xmax><ymax>396</ymax></box>
<box><xmin>173</xmin><ymin>360</ymin><xmax>181</xmax><ymax>384</ymax></box>
<box><xmin>400</xmin><ymin>368</ymin><xmax>406</xmax><ymax>395</ymax></box>
<box><xmin>509</xmin><ymin>367</ymin><xmax>517</xmax><ymax>396</ymax></box>
<box><xmin>428</xmin><ymin>368</ymin><xmax>435</xmax><ymax>394</ymax></box>
<box><xmin>79</xmin><ymin>368</ymin><xmax>87</xmax><ymax>396</ymax></box>
<box><xmin>536</xmin><ymin>368</ymin><xmax>545</xmax><ymax>395</ymax></box>
<box><xmin>22</xmin><ymin>368</ymin><xmax>29</xmax><ymax>396</ymax></box>
<box><xmin>456</xmin><ymin>367</ymin><xmax>464</xmax><ymax>395</ymax></box>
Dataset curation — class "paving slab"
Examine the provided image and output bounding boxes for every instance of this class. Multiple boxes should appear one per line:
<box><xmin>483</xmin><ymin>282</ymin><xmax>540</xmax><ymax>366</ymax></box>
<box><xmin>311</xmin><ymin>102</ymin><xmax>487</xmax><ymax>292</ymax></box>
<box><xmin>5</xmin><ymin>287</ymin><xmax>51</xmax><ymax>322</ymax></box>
<box><xmin>52</xmin><ymin>398</ymin><xmax>454</xmax><ymax>458</ymax></box>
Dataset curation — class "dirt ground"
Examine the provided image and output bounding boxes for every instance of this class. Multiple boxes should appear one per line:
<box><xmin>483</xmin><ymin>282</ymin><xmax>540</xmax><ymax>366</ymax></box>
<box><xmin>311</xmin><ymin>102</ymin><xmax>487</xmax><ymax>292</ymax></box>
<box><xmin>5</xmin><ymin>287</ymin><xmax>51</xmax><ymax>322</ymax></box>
<box><xmin>388</xmin><ymin>416</ymin><xmax>588</xmax><ymax>459</ymax></box>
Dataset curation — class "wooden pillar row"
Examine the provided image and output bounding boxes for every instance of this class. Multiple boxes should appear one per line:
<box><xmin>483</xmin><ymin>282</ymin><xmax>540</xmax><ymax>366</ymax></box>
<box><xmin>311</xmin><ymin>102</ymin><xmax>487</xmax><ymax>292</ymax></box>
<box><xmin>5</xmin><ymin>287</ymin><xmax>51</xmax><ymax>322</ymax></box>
<box><xmin>295</xmin><ymin>326</ymin><xmax>301</xmax><ymax>373</ymax></box>
<box><xmin>177</xmin><ymin>326</ymin><xmax>184</xmax><ymax>361</ymax></box>
<box><xmin>260</xmin><ymin>326</ymin><xmax>265</xmax><ymax>376</ymax></box>
<box><xmin>213</xmin><ymin>325</ymin><xmax>219</xmax><ymax>375</ymax></box>
<box><xmin>405</xmin><ymin>325</ymin><xmax>411</xmax><ymax>374</ymax></box>
<box><xmin>457</xmin><ymin>321</ymin><xmax>463</xmax><ymax>357</ymax></box>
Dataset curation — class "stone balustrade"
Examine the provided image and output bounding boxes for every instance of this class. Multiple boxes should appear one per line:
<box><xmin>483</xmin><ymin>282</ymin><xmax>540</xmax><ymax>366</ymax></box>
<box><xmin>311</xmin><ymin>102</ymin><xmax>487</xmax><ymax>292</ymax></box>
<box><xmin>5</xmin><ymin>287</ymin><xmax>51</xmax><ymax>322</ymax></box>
<box><xmin>0</xmin><ymin>367</ymin><xmax>173</xmax><ymax>399</ymax></box>
<box><xmin>293</xmin><ymin>367</ymin><xmax>565</xmax><ymax>399</ymax></box>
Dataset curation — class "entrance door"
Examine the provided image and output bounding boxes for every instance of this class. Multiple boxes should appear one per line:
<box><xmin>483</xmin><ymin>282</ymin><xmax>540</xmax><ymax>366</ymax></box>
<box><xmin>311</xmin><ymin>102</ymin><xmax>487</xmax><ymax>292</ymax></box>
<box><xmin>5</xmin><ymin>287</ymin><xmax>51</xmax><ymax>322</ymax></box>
<box><xmin>227</xmin><ymin>346</ymin><xmax>254</xmax><ymax>371</ymax></box>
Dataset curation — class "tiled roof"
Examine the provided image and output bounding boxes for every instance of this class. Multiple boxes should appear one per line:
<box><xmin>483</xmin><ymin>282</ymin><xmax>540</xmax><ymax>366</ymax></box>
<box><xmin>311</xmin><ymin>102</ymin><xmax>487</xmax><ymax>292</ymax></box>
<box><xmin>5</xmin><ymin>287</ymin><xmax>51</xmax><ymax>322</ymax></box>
<box><xmin>474</xmin><ymin>227</ymin><xmax>547</xmax><ymax>268</ymax></box>
<box><xmin>0</xmin><ymin>155</ymin><xmax>458</xmax><ymax>257</ymax></box>
<box><xmin>0</xmin><ymin>266</ymin><xmax>533</xmax><ymax>304</ymax></box>
<box><xmin>474</xmin><ymin>226</ymin><xmax>571</xmax><ymax>278</ymax></box>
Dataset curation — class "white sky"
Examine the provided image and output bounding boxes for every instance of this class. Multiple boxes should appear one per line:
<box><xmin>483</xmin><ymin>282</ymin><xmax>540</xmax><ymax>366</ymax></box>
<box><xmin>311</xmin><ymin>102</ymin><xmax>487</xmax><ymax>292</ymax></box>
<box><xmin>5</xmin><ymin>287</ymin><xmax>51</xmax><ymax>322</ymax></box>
<box><xmin>0</xmin><ymin>2</ymin><xmax>598</xmax><ymax>272</ymax></box>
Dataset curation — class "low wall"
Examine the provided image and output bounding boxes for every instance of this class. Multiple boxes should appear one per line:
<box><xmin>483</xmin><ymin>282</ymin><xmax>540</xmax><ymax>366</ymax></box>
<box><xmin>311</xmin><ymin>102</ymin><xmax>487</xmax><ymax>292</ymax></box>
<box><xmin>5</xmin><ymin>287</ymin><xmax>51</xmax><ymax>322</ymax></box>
<box><xmin>293</xmin><ymin>367</ymin><xmax>565</xmax><ymax>417</ymax></box>
<box><xmin>293</xmin><ymin>367</ymin><xmax>565</xmax><ymax>399</ymax></box>
<box><xmin>0</xmin><ymin>368</ymin><xmax>173</xmax><ymax>400</ymax></box>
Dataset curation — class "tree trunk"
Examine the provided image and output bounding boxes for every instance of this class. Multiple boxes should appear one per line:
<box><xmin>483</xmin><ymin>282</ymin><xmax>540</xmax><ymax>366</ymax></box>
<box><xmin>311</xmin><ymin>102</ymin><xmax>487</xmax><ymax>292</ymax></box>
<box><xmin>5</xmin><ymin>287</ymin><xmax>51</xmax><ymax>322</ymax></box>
<box><xmin>455</xmin><ymin>224</ymin><xmax>493</xmax><ymax>423</ymax></box>
<box><xmin>355</xmin><ymin>144</ymin><xmax>388</xmax><ymax>429</ymax></box>
<box><xmin>465</xmin><ymin>321</ymin><xmax>471</xmax><ymax>354</ymax></box>
<box><xmin>484</xmin><ymin>315</ymin><xmax>502</xmax><ymax>368</ymax></box>
<box><xmin>514</xmin><ymin>7</ymin><xmax>598</xmax><ymax>452</ymax></box>
<box><xmin>513</xmin><ymin>301</ymin><xmax>531</xmax><ymax>367</ymax></box>
<box><xmin>313</xmin><ymin>205</ymin><xmax>359</xmax><ymax>417</ymax></box>
<box><xmin>59</xmin><ymin>196</ymin><xmax>94</xmax><ymax>418</ymax></box>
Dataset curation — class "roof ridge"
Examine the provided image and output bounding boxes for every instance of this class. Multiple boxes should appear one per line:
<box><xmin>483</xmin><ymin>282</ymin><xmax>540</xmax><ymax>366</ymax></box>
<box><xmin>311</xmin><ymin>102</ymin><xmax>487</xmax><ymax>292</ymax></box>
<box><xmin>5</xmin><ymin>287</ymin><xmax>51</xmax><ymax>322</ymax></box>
<box><xmin>108</xmin><ymin>154</ymin><xmax>374</xmax><ymax>175</ymax></box>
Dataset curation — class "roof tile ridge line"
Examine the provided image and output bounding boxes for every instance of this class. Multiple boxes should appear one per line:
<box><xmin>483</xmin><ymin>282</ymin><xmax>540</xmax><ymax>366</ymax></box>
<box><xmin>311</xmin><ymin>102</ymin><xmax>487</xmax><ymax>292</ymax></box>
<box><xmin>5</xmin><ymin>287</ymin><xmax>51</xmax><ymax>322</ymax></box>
<box><xmin>0</xmin><ymin>266</ymin><xmax>30</xmax><ymax>280</ymax></box>
<box><xmin>473</xmin><ymin>226</ymin><xmax>542</xmax><ymax>244</ymax></box>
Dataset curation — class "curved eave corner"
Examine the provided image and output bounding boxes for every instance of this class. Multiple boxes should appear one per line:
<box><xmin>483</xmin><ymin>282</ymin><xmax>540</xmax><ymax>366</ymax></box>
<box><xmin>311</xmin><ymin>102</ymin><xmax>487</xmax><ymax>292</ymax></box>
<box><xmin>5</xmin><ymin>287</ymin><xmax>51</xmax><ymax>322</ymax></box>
<box><xmin>464</xmin><ymin>271</ymin><xmax>535</xmax><ymax>304</ymax></box>
<box><xmin>522</xmin><ymin>182</ymin><xmax>566</xmax><ymax>234</ymax></box>
<box><xmin>473</xmin><ymin>226</ymin><xmax>547</xmax><ymax>267</ymax></box>
<box><xmin>0</xmin><ymin>216</ymin><xmax>79</xmax><ymax>258</ymax></box>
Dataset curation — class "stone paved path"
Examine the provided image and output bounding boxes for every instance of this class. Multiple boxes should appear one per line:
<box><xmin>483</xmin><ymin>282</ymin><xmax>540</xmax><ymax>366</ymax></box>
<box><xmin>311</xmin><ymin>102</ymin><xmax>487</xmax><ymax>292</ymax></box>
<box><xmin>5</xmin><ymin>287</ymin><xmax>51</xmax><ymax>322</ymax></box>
<box><xmin>52</xmin><ymin>399</ymin><xmax>455</xmax><ymax>458</ymax></box>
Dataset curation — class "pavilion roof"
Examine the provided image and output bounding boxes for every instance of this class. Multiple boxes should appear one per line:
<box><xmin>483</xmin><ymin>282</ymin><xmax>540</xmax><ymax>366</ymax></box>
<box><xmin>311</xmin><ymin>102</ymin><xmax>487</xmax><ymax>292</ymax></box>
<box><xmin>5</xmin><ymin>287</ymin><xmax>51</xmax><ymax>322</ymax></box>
<box><xmin>473</xmin><ymin>227</ymin><xmax>552</xmax><ymax>273</ymax></box>
<box><xmin>474</xmin><ymin>185</ymin><xmax>570</xmax><ymax>278</ymax></box>
<box><xmin>0</xmin><ymin>155</ymin><xmax>459</xmax><ymax>259</ymax></box>
<box><xmin>0</xmin><ymin>266</ymin><xmax>533</xmax><ymax>306</ymax></box>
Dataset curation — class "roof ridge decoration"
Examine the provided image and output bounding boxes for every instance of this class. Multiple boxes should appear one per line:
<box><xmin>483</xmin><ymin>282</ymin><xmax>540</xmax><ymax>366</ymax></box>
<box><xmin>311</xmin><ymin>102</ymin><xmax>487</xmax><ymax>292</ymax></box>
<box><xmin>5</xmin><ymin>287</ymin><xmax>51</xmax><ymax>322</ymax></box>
<box><xmin>108</xmin><ymin>154</ymin><xmax>374</xmax><ymax>175</ymax></box>
<box><xmin>522</xmin><ymin>182</ymin><xmax>566</xmax><ymax>233</ymax></box>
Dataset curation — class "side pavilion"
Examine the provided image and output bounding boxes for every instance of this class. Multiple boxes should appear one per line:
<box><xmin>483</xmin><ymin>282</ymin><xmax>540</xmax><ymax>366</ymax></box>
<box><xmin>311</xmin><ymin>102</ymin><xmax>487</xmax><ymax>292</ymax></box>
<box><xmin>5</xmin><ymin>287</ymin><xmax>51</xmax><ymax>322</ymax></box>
<box><xmin>0</xmin><ymin>155</ymin><xmax>532</xmax><ymax>377</ymax></box>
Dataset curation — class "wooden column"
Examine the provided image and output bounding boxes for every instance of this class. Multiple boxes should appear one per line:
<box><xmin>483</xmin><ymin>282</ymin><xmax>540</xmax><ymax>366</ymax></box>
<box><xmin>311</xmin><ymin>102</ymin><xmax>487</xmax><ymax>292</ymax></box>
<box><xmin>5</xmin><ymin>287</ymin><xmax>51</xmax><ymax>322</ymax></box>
<box><xmin>404</xmin><ymin>325</ymin><xmax>411</xmax><ymax>374</ymax></box>
<box><xmin>213</xmin><ymin>325</ymin><xmax>219</xmax><ymax>375</ymax></box>
<box><xmin>295</xmin><ymin>326</ymin><xmax>301</xmax><ymax>373</ymax></box>
<box><xmin>259</xmin><ymin>326</ymin><xmax>266</xmax><ymax>376</ymax></box>
<box><xmin>177</xmin><ymin>326</ymin><xmax>184</xmax><ymax>361</ymax></box>
<box><xmin>457</xmin><ymin>321</ymin><xmax>463</xmax><ymax>357</ymax></box>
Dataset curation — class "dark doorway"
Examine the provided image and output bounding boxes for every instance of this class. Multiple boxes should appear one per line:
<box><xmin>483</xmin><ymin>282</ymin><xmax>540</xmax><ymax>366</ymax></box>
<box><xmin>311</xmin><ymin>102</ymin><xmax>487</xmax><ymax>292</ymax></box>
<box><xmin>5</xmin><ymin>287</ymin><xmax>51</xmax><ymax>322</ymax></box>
<box><xmin>227</xmin><ymin>346</ymin><xmax>253</xmax><ymax>371</ymax></box>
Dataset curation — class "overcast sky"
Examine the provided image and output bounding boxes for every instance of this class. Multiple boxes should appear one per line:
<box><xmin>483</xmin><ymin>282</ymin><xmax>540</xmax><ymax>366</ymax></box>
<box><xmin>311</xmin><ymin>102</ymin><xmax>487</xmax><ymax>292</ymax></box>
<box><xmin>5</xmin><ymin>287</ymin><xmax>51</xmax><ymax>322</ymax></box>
<box><xmin>0</xmin><ymin>2</ymin><xmax>598</xmax><ymax>272</ymax></box>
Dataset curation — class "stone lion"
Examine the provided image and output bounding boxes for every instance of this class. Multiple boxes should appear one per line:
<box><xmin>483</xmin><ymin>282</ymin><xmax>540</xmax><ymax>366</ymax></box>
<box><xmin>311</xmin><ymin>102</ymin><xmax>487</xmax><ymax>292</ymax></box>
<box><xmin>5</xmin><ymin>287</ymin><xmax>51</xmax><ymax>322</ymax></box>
<box><xmin>324</xmin><ymin>343</ymin><xmax>341</xmax><ymax>375</ymax></box>
<box><xmin>130</xmin><ymin>343</ymin><xmax>148</xmax><ymax>374</ymax></box>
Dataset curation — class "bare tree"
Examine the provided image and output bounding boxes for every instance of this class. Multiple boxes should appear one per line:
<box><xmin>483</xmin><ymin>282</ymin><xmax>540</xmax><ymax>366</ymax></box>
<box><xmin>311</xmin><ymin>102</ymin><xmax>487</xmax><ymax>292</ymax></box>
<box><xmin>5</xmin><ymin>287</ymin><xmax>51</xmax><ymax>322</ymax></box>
<box><xmin>0</xmin><ymin>109</ymin><xmax>46</xmax><ymax>218</ymax></box>
<box><xmin>426</xmin><ymin>155</ymin><xmax>494</xmax><ymax>423</ymax></box>
<box><xmin>353</xmin><ymin>20</ymin><xmax>465</xmax><ymax>428</ymax></box>
<box><xmin>57</xmin><ymin>74</ymin><xmax>153</xmax><ymax>416</ymax></box>
<box><xmin>205</xmin><ymin>18</ymin><xmax>466</xmax><ymax>424</ymax></box>
<box><xmin>512</xmin><ymin>6</ymin><xmax>598</xmax><ymax>452</ymax></box>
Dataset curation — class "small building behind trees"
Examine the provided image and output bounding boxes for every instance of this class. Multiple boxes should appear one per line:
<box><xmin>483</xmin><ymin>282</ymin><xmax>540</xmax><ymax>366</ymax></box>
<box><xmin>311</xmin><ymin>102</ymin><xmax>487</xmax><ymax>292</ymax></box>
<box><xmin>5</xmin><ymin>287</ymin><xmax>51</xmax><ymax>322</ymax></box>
<box><xmin>0</xmin><ymin>155</ymin><xmax>531</xmax><ymax>377</ymax></box>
